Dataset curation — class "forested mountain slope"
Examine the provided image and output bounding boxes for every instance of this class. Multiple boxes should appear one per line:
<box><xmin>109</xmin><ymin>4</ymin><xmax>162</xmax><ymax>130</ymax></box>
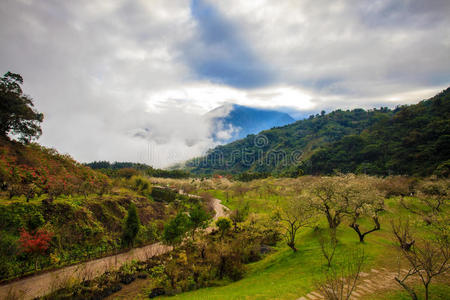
<box><xmin>306</xmin><ymin>87</ymin><xmax>450</xmax><ymax>176</ymax></box>
<box><xmin>186</xmin><ymin>88</ymin><xmax>450</xmax><ymax>177</ymax></box>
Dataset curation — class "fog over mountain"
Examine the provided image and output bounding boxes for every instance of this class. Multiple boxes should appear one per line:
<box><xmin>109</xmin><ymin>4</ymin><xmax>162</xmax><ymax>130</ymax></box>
<box><xmin>208</xmin><ymin>104</ymin><xmax>295</xmax><ymax>143</ymax></box>
<box><xmin>1</xmin><ymin>0</ymin><xmax>449</xmax><ymax>167</ymax></box>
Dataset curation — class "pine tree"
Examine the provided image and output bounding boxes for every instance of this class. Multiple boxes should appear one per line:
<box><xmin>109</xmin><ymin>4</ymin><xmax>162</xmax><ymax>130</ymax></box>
<box><xmin>122</xmin><ymin>203</ymin><xmax>140</xmax><ymax>247</ymax></box>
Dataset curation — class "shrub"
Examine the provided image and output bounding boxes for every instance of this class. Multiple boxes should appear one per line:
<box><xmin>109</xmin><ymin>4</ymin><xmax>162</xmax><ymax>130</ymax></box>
<box><xmin>151</xmin><ymin>187</ymin><xmax>177</xmax><ymax>202</ymax></box>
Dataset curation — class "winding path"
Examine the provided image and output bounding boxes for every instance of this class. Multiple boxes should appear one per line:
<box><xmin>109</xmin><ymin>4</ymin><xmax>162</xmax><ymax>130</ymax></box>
<box><xmin>0</xmin><ymin>194</ymin><xmax>228</xmax><ymax>300</ymax></box>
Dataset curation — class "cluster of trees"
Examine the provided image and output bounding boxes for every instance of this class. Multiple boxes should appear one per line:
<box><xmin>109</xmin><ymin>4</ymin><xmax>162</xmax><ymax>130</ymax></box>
<box><xmin>86</xmin><ymin>161</ymin><xmax>191</xmax><ymax>179</ymax></box>
<box><xmin>151</xmin><ymin>213</ymin><xmax>279</xmax><ymax>296</ymax></box>
<box><xmin>162</xmin><ymin>205</ymin><xmax>211</xmax><ymax>245</ymax></box>
<box><xmin>274</xmin><ymin>175</ymin><xmax>385</xmax><ymax>253</ymax></box>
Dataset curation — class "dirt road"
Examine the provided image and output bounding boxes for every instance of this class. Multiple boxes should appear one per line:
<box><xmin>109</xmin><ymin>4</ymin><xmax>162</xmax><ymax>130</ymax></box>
<box><xmin>0</xmin><ymin>195</ymin><xmax>227</xmax><ymax>300</ymax></box>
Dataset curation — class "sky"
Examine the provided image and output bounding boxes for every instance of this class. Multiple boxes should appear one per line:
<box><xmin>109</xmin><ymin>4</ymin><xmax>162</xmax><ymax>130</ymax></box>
<box><xmin>1</xmin><ymin>0</ymin><xmax>449</xmax><ymax>168</ymax></box>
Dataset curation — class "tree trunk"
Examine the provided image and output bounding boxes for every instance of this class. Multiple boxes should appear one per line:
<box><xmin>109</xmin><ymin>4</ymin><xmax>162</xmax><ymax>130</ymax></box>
<box><xmin>350</xmin><ymin>217</ymin><xmax>380</xmax><ymax>243</ymax></box>
<box><xmin>425</xmin><ymin>283</ymin><xmax>429</xmax><ymax>300</ymax></box>
<box><xmin>394</xmin><ymin>277</ymin><xmax>418</xmax><ymax>300</ymax></box>
<box><xmin>287</xmin><ymin>241</ymin><xmax>297</xmax><ymax>252</ymax></box>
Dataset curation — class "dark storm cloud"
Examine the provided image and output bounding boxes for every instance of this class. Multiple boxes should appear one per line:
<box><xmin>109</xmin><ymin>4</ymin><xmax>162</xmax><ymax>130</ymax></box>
<box><xmin>183</xmin><ymin>0</ymin><xmax>273</xmax><ymax>88</ymax></box>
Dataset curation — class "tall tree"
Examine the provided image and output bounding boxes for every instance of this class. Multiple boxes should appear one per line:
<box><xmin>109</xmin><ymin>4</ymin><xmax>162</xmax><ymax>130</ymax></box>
<box><xmin>0</xmin><ymin>72</ymin><xmax>44</xmax><ymax>143</ymax></box>
<box><xmin>122</xmin><ymin>203</ymin><xmax>140</xmax><ymax>247</ymax></box>
<box><xmin>162</xmin><ymin>212</ymin><xmax>191</xmax><ymax>245</ymax></box>
<box><xmin>189</xmin><ymin>205</ymin><xmax>210</xmax><ymax>239</ymax></box>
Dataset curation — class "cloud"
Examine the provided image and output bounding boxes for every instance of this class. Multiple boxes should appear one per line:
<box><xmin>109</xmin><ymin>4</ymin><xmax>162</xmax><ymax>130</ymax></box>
<box><xmin>0</xmin><ymin>0</ymin><xmax>449</xmax><ymax>167</ymax></box>
<box><xmin>209</xmin><ymin>0</ymin><xmax>450</xmax><ymax>96</ymax></box>
<box><xmin>182</xmin><ymin>0</ymin><xmax>273</xmax><ymax>88</ymax></box>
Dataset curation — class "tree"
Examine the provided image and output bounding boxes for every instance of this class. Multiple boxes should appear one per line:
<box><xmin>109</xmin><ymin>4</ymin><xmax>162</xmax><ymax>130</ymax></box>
<box><xmin>274</xmin><ymin>195</ymin><xmax>316</xmax><ymax>252</ymax></box>
<box><xmin>346</xmin><ymin>177</ymin><xmax>385</xmax><ymax>242</ymax></box>
<box><xmin>189</xmin><ymin>206</ymin><xmax>210</xmax><ymax>239</ymax></box>
<box><xmin>215</xmin><ymin>217</ymin><xmax>231</xmax><ymax>239</ymax></box>
<box><xmin>229</xmin><ymin>199</ymin><xmax>249</xmax><ymax>231</ymax></box>
<box><xmin>394</xmin><ymin>236</ymin><xmax>449</xmax><ymax>300</ymax></box>
<box><xmin>19</xmin><ymin>228</ymin><xmax>53</xmax><ymax>270</ymax></box>
<box><xmin>122</xmin><ymin>203</ymin><xmax>140</xmax><ymax>247</ymax></box>
<box><xmin>318</xmin><ymin>228</ymin><xmax>338</xmax><ymax>268</ymax></box>
<box><xmin>308</xmin><ymin>176</ymin><xmax>351</xmax><ymax>229</ymax></box>
<box><xmin>315</xmin><ymin>249</ymin><xmax>366</xmax><ymax>300</ymax></box>
<box><xmin>0</xmin><ymin>72</ymin><xmax>43</xmax><ymax>143</ymax></box>
<box><xmin>162</xmin><ymin>212</ymin><xmax>191</xmax><ymax>245</ymax></box>
<box><xmin>400</xmin><ymin>179</ymin><xmax>449</xmax><ymax>225</ymax></box>
<box><xmin>391</xmin><ymin>219</ymin><xmax>415</xmax><ymax>251</ymax></box>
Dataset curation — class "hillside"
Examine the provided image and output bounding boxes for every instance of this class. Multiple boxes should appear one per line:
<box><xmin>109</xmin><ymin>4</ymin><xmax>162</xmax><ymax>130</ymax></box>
<box><xmin>188</xmin><ymin>107</ymin><xmax>394</xmax><ymax>175</ymax></box>
<box><xmin>208</xmin><ymin>104</ymin><xmax>295</xmax><ymax>142</ymax></box>
<box><xmin>0</xmin><ymin>137</ymin><xmax>110</xmax><ymax>199</ymax></box>
<box><xmin>186</xmin><ymin>88</ymin><xmax>450</xmax><ymax>177</ymax></box>
<box><xmin>306</xmin><ymin>88</ymin><xmax>450</xmax><ymax>176</ymax></box>
<box><xmin>0</xmin><ymin>139</ymin><xmax>184</xmax><ymax>280</ymax></box>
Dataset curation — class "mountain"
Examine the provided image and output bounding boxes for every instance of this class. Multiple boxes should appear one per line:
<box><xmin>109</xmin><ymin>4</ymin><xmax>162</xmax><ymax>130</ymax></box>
<box><xmin>186</xmin><ymin>88</ymin><xmax>450</xmax><ymax>177</ymax></box>
<box><xmin>207</xmin><ymin>104</ymin><xmax>295</xmax><ymax>142</ymax></box>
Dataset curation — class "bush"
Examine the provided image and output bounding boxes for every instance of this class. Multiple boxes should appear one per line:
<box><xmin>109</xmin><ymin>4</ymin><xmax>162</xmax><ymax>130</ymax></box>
<box><xmin>130</xmin><ymin>175</ymin><xmax>152</xmax><ymax>197</ymax></box>
<box><xmin>151</xmin><ymin>187</ymin><xmax>177</xmax><ymax>202</ymax></box>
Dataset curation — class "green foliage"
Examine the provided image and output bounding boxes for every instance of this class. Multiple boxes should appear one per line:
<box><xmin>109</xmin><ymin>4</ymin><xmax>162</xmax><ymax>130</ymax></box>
<box><xmin>215</xmin><ymin>217</ymin><xmax>232</xmax><ymax>238</ymax></box>
<box><xmin>162</xmin><ymin>212</ymin><xmax>191</xmax><ymax>245</ymax></box>
<box><xmin>151</xmin><ymin>187</ymin><xmax>177</xmax><ymax>202</ymax></box>
<box><xmin>122</xmin><ymin>203</ymin><xmax>140</xmax><ymax>247</ymax></box>
<box><xmin>27</xmin><ymin>210</ymin><xmax>45</xmax><ymax>231</ymax></box>
<box><xmin>305</xmin><ymin>88</ymin><xmax>450</xmax><ymax>176</ymax></box>
<box><xmin>129</xmin><ymin>175</ymin><xmax>151</xmax><ymax>197</ymax></box>
<box><xmin>0</xmin><ymin>72</ymin><xmax>44</xmax><ymax>143</ymax></box>
<box><xmin>85</xmin><ymin>161</ymin><xmax>191</xmax><ymax>178</ymax></box>
<box><xmin>188</xmin><ymin>205</ymin><xmax>210</xmax><ymax>237</ymax></box>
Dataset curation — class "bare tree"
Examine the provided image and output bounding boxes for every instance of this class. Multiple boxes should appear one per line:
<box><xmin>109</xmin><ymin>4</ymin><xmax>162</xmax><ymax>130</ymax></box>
<box><xmin>393</xmin><ymin>223</ymin><xmax>449</xmax><ymax>300</ymax></box>
<box><xmin>274</xmin><ymin>195</ymin><xmax>316</xmax><ymax>252</ymax></box>
<box><xmin>316</xmin><ymin>249</ymin><xmax>366</xmax><ymax>300</ymax></box>
<box><xmin>318</xmin><ymin>228</ymin><xmax>338</xmax><ymax>268</ymax></box>
<box><xmin>391</xmin><ymin>219</ymin><xmax>415</xmax><ymax>251</ymax></box>
<box><xmin>400</xmin><ymin>179</ymin><xmax>448</xmax><ymax>225</ymax></box>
